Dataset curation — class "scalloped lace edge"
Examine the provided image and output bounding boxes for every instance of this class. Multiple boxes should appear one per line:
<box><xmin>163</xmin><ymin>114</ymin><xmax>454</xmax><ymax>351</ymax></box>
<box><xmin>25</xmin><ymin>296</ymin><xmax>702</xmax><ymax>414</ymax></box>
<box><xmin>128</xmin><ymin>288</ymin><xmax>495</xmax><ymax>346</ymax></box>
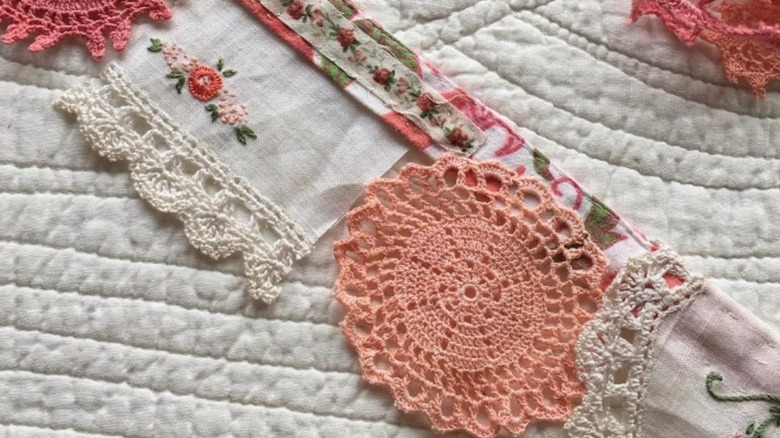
<box><xmin>564</xmin><ymin>246</ymin><xmax>708</xmax><ymax>437</ymax></box>
<box><xmin>54</xmin><ymin>64</ymin><xmax>314</xmax><ymax>304</ymax></box>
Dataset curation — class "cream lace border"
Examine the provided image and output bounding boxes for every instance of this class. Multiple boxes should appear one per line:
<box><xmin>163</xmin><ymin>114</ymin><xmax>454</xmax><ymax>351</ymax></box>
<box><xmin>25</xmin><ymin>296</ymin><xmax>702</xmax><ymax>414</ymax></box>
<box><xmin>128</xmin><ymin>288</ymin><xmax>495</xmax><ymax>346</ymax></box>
<box><xmin>565</xmin><ymin>247</ymin><xmax>707</xmax><ymax>437</ymax></box>
<box><xmin>55</xmin><ymin>65</ymin><xmax>314</xmax><ymax>304</ymax></box>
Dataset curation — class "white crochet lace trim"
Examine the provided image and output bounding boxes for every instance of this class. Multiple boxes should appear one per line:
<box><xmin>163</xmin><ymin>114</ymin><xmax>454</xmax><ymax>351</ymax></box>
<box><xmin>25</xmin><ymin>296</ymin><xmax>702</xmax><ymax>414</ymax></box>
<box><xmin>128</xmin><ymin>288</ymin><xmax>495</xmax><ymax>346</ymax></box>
<box><xmin>564</xmin><ymin>247</ymin><xmax>707</xmax><ymax>437</ymax></box>
<box><xmin>55</xmin><ymin>64</ymin><xmax>314</xmax><ymax>304</ymax></box>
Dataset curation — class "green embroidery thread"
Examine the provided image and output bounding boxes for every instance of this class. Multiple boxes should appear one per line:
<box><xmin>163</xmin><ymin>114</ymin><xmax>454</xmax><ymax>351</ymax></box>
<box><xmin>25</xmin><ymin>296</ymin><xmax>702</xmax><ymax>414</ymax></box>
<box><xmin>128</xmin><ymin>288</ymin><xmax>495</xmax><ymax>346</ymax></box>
<box><xmin>707</xmin><ymin>371</ymin><xmax>780</xmax><ymax>438</ymax></box>
<box><xmin>147</xmin><ymin>38</ymin><xmax>256</xmax><ymax>145</ymax></box>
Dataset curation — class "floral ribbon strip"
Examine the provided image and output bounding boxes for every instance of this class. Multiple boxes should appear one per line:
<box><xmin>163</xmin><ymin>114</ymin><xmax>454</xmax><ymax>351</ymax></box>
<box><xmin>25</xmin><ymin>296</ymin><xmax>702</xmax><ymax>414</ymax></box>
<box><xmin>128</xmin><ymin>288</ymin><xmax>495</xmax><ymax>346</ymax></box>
<box><xmin>264</xmin><ymin>0</ymin><xmax>487</xmax><ymax>155</ymax></box>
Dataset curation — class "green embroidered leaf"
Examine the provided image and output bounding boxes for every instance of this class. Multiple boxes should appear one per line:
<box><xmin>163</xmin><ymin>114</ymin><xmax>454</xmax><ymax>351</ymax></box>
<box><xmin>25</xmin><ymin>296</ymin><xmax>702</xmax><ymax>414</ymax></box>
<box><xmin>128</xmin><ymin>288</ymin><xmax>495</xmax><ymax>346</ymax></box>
<box><xmin>585</xmin><ymin>198</ymin><xmax>628</xmax><ymax>250</ymax></box>
<box><xmin>216</xmin><ymin>59</ymin><xmax>224</xmax><ymax>71</ymax></box>
<box><xmin>241</xmin><ymin>125</ymin><xmax>257</xmax><ymax>139</ymax></box>
<box><xmin>236</xmin><ymin>127</ymin><xmax>247</xmax><ymax>145</ymax></box>
<box><xmin>707</xmin><ymin>372</ymin><xmax>780</xmax><ymax>438</ymax></box>
<box><xmin>532</xmin><ymin>150</ymin><xmax>554</xmax><ymax>181</ymax></box>
<box><xmin>222</xmin><ymin>69</ymin><xmax>237</xmax><ymax>78</ymax></box>
<box><xmin>166</xmin><ymin>70</ymin><xmax>184</xmax><ymax>79</ymax></box>
<box><xmin>205</xmin><ymin>105</ymin><xmax>219</xmax><ymax>122</ymax></box>
<box><xmin>148</xmin><ymin>38</ymin><xmax>163</xmax><ymax>52</ymax></box>
<box><xmin>354</xmin><ymin>19</ymin><xmax>419</xmax><ymax>72</ymax></box>
<box><xmin>320</xmin><ymin>58</ymin><xmax>352</xmax><ymax>88</ymax></box>
<box><xmin>175</xmin><ymin>78</ymin><xmax>185</xmax><ymax>94</ymax></box>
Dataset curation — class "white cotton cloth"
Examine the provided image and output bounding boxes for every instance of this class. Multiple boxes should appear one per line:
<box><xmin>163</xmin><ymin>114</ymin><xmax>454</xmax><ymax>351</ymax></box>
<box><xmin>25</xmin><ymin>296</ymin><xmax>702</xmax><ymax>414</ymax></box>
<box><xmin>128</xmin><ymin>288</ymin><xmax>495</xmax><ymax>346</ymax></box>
<box><xmin>119</xmin><ymin>1</ymin><xmax>409</xmax><ymax>238</ymax></box>
<box><xmin>642</xmin><ymin>288</ymin><xmax>780</xmax><ymax>438</ymax></box>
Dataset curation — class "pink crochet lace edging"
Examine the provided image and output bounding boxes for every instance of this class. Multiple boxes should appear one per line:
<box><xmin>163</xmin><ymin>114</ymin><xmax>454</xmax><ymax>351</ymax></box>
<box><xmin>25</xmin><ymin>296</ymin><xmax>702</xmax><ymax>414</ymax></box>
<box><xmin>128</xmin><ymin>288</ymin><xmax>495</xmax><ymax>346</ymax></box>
<box><xmin>631</xmin><ymin>0</ymin><xmax>780</xmax><ymax>97</ymax></box>
<box><xmin>0</xmin><ymin>0</ymin><xmax>172</xmax><ymax>59</ymax></box>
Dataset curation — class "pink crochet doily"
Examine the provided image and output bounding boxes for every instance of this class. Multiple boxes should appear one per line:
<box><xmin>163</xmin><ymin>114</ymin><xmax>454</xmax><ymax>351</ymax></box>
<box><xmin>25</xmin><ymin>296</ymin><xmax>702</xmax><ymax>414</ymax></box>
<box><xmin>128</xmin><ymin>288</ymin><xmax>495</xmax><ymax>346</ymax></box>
<box><xmin>0</xmin><ymin>0</ymin><xmax>172</xmax><ymax>58</ymax></box>
<box><xmin>334</xmin><ymin>155</ymin><xmax>608</xmax><ymax>438</ymax></box>
<box><xmin>632</xmin><ymin>0</ymin><xmax>780</xmax><ymax>97</ymax></box>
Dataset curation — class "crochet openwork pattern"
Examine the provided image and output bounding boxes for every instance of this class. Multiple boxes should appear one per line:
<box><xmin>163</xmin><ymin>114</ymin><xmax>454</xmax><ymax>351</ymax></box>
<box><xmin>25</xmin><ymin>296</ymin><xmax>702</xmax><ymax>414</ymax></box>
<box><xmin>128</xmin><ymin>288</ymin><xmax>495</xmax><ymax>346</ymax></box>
<box><xmin>334</xmin><ymin>155</ymin><xmax>608</xmax><ymax>438</ymax></box>
<box><xmin>565</xmin><ymin>246</ymin><xmax>707</xmax><ymax>437</ymax></box>
<box><xmin>55</xmin><ymin>65</ymin><xmax>313</xmax><ymax>303</ymax></box>
<box><xmin>632</xmin><ymin>0</ymin><xmax>780</xmax><ymax>97</ymax></box>
<box><xmin>0</xmin><ymin>0</ymin><xmax>171</xmax><ymax>58</ymax></box>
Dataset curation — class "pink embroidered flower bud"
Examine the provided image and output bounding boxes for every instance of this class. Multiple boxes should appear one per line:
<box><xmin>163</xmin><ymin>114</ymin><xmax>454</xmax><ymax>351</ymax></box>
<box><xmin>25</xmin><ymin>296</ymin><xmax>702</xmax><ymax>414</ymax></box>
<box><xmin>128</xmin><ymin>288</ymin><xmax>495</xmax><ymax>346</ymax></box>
<box><xmin>372</xmin><ymin>67</ymin><xmax>391</xmax><ymax>85</ymax></box>
<box><xmin>188</xmin><ymin>65</ymin><xmax>223</xmax><ymax>101</ymax></box>
<box><xmin>416</xmin><ymin>92</ymin><xmax>437</xmax><ymax>112</ymax></box>
<box><xmin>287</xmin><ymin>1</ymin><xmax>305</xmax><ymax>20</ymax></box>
<box><xmin>447</xmin><ymin>127</ymin><xmax>469</xmax><ymax>148</ymax></box>
<box><xmin>311</xmin><ymin>8</ymin><xmax>324</xmax><ymax>27</ymax></box>
<box><xmin>396</xmin><ymin>77</ymin><xmax>408</xmax><ymax>95</ymax></box>
<box><xmin>336</xmin><ymin>28</ymin><xmax>357</xmax><ymax>48</ymax></box>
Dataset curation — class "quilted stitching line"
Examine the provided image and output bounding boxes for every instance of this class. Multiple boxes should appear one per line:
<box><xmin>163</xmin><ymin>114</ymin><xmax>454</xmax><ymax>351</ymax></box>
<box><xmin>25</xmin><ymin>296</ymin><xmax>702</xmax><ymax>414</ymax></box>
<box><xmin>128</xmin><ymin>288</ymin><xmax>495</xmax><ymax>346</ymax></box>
<box><xmin>2</xmin><ymin>278</ymin><xmax>338</xmax><ymax>326</ymax></box>
<box><xmin>0</xmin><ymin>53</ymin><xmax>92</xmax><ymax>80</ymax></box>
<box><xmin>0</xmin><ymin>367</ymin><xmax>431</xmax><ymax>431</ymax></box>
<box><xmin>1</xmin><ymin>323</ymin><xmax>354</xmax><ymax>377</ymax></box>
<box><xmin>0</xmin><ymin>78</ymin><xmax>71</xmax><ymax>92</ymax></box>
<box><xmin>391</xmin><ymin>0</ymin><xmax>558</xmax><ymax>35</ymax></box>
<box><xmin>55</xmin><ymin>65</ymin><xmax>314</xmax><ymax>303</ymax></box>
<box><xmin>0</xmin><ymin>281</ymin><xmax>338</xmax><ymax>328</ymax></box>
<box><xmin>517</xmin><ymin>122</ymin><xmax>780</xmax><ymax>192</ymax></box>
<box><xmin>0</xmin><ymin>277</ymin><xmax>339</xmax><ymax>328</ymax></box>
<box><xmin>2</xmin><ymin>286</ymin><xmax>355</xmax><ymax>373</ymax></box>
<box><xmin>446</xmin><ymin>45</ymin><xmax>780</xmax><ymax>170</ymax></box>
<box><xmin>0</xmin><ymin>325</ymin><xmax>426</xmax><ymax>428</ymax></box>
<box><xmin>0</xmin><ymin>419</ymin><xmax>127</xmax><ymax>438</ymax></box>
<box><xmin>0</xmin><ymin>236</ymin><xmax>244</xmax><ymax>277</ymax></box>
<box><xmin>0</xmin><ymin>190</ymin><xmax>136</xmax><ymax>199</ymax></box>
<box><xmin>0</xmin><ymin>162</ymin><xmax>123</xmax><ymax>173</ymax></box>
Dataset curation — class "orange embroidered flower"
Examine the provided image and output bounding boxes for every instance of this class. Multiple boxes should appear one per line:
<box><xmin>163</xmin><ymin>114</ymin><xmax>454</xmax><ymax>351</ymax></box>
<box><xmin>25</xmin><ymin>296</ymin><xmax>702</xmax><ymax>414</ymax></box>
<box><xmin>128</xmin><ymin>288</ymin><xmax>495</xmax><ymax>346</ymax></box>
<box><xmin>335</xmin><ymin>155</ymin><xmax>608</xmax><ymax>438</ymax></box>
<box><xmin>187</xmin><ymin>65</ymin><xmax>223</xmax><ymax>101</ymax></box>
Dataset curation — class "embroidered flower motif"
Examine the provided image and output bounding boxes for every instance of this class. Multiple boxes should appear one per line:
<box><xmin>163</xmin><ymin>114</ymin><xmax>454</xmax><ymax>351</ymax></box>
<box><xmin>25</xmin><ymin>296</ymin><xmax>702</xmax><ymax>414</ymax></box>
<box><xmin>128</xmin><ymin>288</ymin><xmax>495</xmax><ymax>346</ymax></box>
<box><xmin>416</xmin><ymin>92</ymin><xmax>438</xmax><ymax>113</ymax></box>
<box><xmin>347</xmin><ymin>49</ymin><xmax>367</xmax><ymax>64</ymax></box>
<box><xmin>188</xmin><ymin>65</ymin><xmax>224</xmax><ymax>101</ymax></box>
<box><xmin>446</xmin><ymin>127</ymin><xmax>470</xmax><ymax>149</ymax></box>
<box><xmin>335</xmin><ymin>155</ymin><xmax>608</xmax><ymax>438</ymax></box>
<box><xmin>0</xmin><ymin>0</ymin><xmax>171</xmax><ymax>58</ymax></box>
<box><xmin>372</xmin><ymin>67</ymin><xmax>392</xmax><ymax>85</ymax></box>
<box><xmin>396</xmin><ymin>77</ymin><xmax>408</xmax><ymax>95</ymax></box>
<box><xmin>336</xmin><ymin>27</ymin><xmax>358</xmax><ymax>50</ymax></box>
<box><xmin>311</xmin><ymin>8</ymin><xmax>324</xmax><ymax>26</ymax></box>
<box><xmin>148</xmin><ymin>38</ymin><xmax>256</xmax><ymax>145</ymax></box>
<box><xmin>286</xmin><ymin>0</ymin><xmax>305</xmax><ymax>19</ymax></box>
<box><xmin>216</xmin><ymin>90</ymin><xmax>250</xmax><ymax>126</ymax></box>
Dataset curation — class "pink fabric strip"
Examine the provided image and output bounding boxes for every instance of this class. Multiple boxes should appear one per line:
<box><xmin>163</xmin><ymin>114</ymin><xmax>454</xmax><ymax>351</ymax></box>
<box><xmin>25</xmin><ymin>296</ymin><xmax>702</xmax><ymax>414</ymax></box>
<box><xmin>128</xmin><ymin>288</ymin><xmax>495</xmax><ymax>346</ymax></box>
<box><xmin>234</xmin><ymin>0</ymin><xmax>653</xmax><ymax>273</ymax></box>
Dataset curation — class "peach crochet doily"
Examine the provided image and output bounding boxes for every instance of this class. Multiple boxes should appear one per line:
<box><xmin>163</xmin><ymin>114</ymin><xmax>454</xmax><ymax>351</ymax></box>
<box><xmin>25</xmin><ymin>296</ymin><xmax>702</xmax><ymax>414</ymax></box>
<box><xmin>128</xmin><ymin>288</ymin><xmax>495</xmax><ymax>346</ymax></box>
<box><xmin>334</xmin><ymin>155</ymin><xmax>608</xmax><ymax>438</ymax></box>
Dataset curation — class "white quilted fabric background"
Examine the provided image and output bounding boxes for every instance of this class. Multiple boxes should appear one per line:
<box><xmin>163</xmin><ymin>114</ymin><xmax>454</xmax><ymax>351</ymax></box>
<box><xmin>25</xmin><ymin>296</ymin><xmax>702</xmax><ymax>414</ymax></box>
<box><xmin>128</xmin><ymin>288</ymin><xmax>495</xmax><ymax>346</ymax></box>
<box><xmin>0</xmin><ymin>0</ymin><xmax>779</xmax><ymax>436</ymax></box>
